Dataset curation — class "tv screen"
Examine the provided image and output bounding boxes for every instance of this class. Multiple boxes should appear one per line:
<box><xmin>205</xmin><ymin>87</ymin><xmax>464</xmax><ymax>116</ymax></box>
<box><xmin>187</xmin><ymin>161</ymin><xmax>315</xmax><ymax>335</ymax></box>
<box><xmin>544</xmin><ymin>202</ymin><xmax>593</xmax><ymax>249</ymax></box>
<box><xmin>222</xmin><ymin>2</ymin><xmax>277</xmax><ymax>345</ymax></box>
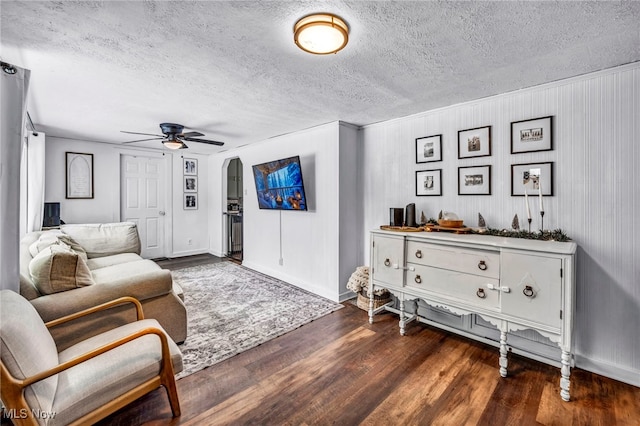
<box><xmin>252</xmin><ymin>156</ymin><xmax>308</xmax><ymax>210</ymax></box>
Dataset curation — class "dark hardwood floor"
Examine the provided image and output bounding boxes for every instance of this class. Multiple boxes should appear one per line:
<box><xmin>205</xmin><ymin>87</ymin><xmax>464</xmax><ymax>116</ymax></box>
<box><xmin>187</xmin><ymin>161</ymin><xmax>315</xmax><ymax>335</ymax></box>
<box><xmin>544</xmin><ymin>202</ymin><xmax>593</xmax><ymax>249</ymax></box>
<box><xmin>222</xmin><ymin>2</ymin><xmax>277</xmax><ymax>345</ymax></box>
<box><xmin>92</xmin><ymin>256</ymin><xmax>640</xmax><ymax>425</ymax></box>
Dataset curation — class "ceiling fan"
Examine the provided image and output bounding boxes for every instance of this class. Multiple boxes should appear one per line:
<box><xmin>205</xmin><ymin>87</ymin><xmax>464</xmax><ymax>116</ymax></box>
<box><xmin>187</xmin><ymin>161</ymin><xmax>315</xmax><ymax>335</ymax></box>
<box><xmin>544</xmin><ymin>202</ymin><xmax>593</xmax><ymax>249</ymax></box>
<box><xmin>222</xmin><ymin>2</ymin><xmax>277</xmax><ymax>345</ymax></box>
<box><xmin>121</xmin><ymin>123</ymin><xmax>225</xmax><ymax>150</ymax></box>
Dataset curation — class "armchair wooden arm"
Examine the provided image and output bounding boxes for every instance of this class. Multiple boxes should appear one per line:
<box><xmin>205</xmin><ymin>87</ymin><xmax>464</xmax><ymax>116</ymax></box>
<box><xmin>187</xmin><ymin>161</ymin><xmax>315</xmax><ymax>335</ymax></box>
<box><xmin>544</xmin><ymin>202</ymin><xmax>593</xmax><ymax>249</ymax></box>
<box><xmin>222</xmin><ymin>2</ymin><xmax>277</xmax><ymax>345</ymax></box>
<box><xmin>44</xmin><ymin>296</ymin><xmax>144</xmax><ymax>329</ymax></box>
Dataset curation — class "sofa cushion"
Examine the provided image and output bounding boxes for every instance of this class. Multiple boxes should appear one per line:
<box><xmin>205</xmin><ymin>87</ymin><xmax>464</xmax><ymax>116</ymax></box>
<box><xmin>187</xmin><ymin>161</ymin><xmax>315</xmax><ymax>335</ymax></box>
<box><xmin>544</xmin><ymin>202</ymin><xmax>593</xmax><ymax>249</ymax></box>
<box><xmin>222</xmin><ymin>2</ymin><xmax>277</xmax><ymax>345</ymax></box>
<box><xmin>61</xmin><ymin>222</ymin><xmax>141</xmax><ymax>258</ymax></box>
<box><xmin>29</xmin><ymin>244</ymin><xmax>95</xmax><ymax>295</ymax></box>
<box><xmin>91</xmin><ymin>259</ymin><xmax>163</xmax><ymax>285</ymax></box>
<box><xmin>86</xmin><ymin>253</ymin><xmax>144</xmax><ymax>271</ymax></box>
<box><xmin>0</xmin><ymin>290</ymin><xmax>58</xmax><ymax>417</ymax></box>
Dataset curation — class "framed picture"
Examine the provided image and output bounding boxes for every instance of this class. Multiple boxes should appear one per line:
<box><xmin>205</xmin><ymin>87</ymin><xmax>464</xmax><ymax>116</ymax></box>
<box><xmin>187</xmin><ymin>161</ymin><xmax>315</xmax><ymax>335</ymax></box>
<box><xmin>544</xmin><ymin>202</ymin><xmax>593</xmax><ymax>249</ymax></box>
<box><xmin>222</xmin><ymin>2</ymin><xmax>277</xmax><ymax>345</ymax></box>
<box><xmin>183</xmin><ymin>158</ymin><xmax>198</xmax><ymax>175</ymax></box>
<box><xmin>511</xmin><ymin>116</ymin><xmax>553</xmax><ymax>154</ymax></box>
<box><xmin>415</xmin><ymin>134</ymin><xmax>442</xmax><ymax>163</ymax></box>
<box><xmin>184</xmin><ymin>176</ymin><xmax>198</xmax><ymax>192</ymax></box>
<box><xmin>184</xmin><ymin>193</ymin><xmax>198</xmax><ymax>210</ymax></box>
<box><xmin>511</xmin><ymin>162</ymin><xmax>554</xmax><ymax>196</ymax></box>
<box><xmin>458</xmin><ymin>125</ymin><xmax>491</xmax><ymax>159</ymax></box>
<box><xmin>65</xmin><ymin>152</ymin><xmax>94</xmax><ymax>199</ymax></box>
<box><xmin>458</xmin><ymin>165</ymin><xmax>491</xmax><ymax>195</ymax></box>
<box><xmin>416</xmin><ymin>169</ymin><xmax>442</xmax><ymax>196</ymax></box>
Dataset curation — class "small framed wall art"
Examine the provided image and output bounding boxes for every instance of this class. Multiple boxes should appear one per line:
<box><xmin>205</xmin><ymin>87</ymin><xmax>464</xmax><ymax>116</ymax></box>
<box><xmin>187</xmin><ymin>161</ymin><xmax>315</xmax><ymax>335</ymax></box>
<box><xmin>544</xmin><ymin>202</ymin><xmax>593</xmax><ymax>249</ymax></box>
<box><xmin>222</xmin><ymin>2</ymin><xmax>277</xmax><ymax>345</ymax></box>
<box><xmin>458</xmin><ymin>125</ymin><xmax>491</xmax><ymax>159</ymax></box>
<box><xmin>416</xmin><ymin>169</ymin><xmax>442</xmax><ymax>196</ymax></box>
<box><xmin>184</xmin><ymin>176</ymin><xmax>197</xmax><ymax>192</ymax></box>
<box><xmin>415</xmin><ymin>134</ymin><xmax>442</xmax><ymax>163</ymax></box>
<box><xmin>511</xmin><ymin>162</ymin><xmax>554</xmax><ymax>196</ymax></box>
<box><xmin>511</xmin><ymin>116</ymin><xmax>553</xmax><ymax>154</ymax></box>
<box><xmin>184</xmin><ymin>193</ymin><xmax>198</xmax><ymax>210</ymax></box>
<box><xmin>66</xmin><ymin>152</ymin><xmax>94</xmax><ymax>199</ymax></box>
<box><xmin>183</xmin><ymin>158</ymin><xmax>198</xmax><ymax>175</ymax></box>
<box><xmin>458</xmin><ymin>165</ymin><xmax>491</xmax><ymax>195</ymax></box>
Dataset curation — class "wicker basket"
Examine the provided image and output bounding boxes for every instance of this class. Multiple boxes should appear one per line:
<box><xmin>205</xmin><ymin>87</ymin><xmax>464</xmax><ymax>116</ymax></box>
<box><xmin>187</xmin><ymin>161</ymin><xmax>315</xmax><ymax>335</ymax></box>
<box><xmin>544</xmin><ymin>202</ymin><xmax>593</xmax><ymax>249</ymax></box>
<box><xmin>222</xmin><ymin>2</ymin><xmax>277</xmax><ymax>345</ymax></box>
<box><xmin>356</xmin><ymin>291</ymin><xmax>391</xmax><ymax>311</ymax></box>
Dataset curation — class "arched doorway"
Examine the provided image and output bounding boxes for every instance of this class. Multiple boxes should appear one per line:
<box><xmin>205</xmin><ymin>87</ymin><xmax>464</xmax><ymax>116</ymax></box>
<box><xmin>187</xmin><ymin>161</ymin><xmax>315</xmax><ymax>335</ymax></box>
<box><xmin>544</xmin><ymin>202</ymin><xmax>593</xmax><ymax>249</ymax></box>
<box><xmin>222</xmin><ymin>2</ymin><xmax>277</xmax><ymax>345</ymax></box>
<box><xmin>225</xmin><ymin>157</ymin><xmax>243</xmax><ymax>262</ymax></box>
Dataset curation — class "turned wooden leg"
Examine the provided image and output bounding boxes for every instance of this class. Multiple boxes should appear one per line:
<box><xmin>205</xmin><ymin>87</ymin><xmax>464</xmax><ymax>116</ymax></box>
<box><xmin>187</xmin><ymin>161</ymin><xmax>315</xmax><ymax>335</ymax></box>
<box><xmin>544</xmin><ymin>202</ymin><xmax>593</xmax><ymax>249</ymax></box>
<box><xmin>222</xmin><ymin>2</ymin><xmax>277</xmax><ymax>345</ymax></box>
<box><xmin>399</xmin><ymin>296</ymin><xmax>406</xmax><ymax>336</ymax></box>
<box><xmin>499</xmin><ymin>329</ymin><xmax>508</xmax><ymax>378</ymax></box>
<box><xmin>368</xmin><ymin>290</ymin><xmax>375</xmax><ymax>325</ymax></box>
<box><xmin>560</xmin><ymin>350</ymin><xmax>571</xmax><ymax>401</ymax></box>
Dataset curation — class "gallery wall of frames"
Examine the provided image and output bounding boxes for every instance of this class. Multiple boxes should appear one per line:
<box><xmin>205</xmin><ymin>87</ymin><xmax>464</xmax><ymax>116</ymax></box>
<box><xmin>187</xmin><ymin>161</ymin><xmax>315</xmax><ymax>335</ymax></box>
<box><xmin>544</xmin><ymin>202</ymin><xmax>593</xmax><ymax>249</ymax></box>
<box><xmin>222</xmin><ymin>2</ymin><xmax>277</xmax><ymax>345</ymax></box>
<box><xmin>415</xmin><ymin>115</ymin><xmax>553</xmax><ymax>200</ymax></box>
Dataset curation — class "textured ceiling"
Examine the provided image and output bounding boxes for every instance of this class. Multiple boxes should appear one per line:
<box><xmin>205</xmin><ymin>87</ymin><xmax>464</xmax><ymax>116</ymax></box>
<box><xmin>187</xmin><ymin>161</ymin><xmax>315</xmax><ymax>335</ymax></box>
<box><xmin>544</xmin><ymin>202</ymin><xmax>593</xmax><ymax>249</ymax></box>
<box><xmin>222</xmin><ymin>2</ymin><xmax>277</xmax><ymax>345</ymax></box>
<box><xmin>2</xmin><ymin>1</ymin><xmax>639</xmax><ymax>154</ymax></box>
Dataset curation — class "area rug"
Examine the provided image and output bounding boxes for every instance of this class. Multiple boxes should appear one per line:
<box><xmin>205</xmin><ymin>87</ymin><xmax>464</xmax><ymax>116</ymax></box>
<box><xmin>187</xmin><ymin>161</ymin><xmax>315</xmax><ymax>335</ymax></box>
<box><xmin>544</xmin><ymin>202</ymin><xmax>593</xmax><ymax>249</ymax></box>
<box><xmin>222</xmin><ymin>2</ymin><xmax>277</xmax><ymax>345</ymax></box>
<box><xmin>172</xmin><ymin>262</ymin><xmax>343</xmax><ymax>379</ymax></box>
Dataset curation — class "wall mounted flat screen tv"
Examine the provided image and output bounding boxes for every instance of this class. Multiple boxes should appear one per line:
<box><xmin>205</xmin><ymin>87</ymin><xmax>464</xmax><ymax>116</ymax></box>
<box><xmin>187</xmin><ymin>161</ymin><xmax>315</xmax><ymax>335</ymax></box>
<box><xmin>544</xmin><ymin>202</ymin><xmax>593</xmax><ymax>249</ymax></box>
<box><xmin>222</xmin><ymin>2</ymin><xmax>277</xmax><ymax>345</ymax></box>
<box><xmin>252</xmin><ymin>156</ymin><xmax>307</xmax><ymax>210</ymax></box>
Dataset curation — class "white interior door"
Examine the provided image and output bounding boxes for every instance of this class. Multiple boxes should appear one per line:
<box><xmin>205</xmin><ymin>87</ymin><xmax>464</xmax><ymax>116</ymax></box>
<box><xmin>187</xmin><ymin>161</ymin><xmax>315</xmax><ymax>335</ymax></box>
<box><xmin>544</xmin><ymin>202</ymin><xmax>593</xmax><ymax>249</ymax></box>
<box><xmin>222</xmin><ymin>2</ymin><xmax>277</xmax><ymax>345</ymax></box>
<box><xmin>120</xmin><ymin>154</ymin><xmax>166</xmax><ymax>259</ymax></box>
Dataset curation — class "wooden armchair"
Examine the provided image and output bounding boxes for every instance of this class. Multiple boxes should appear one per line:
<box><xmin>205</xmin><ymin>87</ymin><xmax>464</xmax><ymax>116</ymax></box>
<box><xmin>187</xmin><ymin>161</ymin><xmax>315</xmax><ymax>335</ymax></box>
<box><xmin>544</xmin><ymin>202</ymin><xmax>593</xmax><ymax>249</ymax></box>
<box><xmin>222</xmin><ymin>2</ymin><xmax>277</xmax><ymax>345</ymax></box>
<box><xmin>0</xmin><ymin>290</ymin><xmax>182</xmax><ymax>425</ymax></box>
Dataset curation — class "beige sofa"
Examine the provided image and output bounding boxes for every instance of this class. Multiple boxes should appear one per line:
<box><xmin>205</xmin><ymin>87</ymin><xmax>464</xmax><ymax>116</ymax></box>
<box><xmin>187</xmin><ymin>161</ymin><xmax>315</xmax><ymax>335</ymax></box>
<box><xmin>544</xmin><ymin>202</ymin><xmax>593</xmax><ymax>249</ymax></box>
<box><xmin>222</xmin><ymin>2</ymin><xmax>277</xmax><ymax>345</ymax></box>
<box><xmin>20</xmin><ymin>222</ymin><xmax>187</xmax><ymax>351</ymax></box>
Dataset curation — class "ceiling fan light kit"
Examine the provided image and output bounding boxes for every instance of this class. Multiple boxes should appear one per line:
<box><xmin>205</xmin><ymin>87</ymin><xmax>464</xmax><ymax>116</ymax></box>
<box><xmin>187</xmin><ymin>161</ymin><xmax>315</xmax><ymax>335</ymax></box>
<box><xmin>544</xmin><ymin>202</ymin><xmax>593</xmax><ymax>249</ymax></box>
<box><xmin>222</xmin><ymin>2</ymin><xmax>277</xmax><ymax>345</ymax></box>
<box><xmin>162</xmin><ymin>136</ymin><xmax>187</xmax><ymax>150</ymax></box>
<box><xmin>294</xmin><ymin>13</ymin><xmax>349</xmax><ymax>55</ymax></box>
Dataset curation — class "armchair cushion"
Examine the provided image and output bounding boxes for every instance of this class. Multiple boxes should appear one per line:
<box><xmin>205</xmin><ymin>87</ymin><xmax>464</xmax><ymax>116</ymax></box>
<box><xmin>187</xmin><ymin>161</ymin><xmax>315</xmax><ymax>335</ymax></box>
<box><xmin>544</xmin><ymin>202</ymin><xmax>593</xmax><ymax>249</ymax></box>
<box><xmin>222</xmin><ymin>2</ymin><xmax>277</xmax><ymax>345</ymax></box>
<box><xmin>28</xmin><ymin>244</ymin><xmax>95</xmax><ymax>295</ymax></box>
<box><xmin>0</xmin><ymin>290</ymin><xmax>58</xmax><ymax>416</ymax></box>
<box><xmin>54</xmin><ymin>318</ymin><xmax>183</xmax><ymax>425</ymax></box>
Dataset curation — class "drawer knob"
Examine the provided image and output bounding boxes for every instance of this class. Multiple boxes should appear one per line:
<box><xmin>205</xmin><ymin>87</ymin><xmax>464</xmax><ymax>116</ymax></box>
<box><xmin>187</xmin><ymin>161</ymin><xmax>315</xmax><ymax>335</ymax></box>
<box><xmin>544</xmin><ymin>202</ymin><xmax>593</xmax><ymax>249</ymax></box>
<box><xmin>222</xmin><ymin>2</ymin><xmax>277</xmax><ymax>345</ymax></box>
<box><xmin>415</xmin><ymin>249</ymin><xmax>423</xmax><ymax>259</ymax></box>
<box><xmin>523</xmin><ymin>285</ymin><xmax>535</xmax><ymax>298</ymax></box>
<box><xmin>414</xmin><ymin>275</ymin><xmax>422</xmax><ymax>284</ymax></box>
<box><xmin>476</xmin><ymin>288</ymin><xmax>486</xmax><ymax>299</ymax></box>
<box><xmin>384</xmin><ymin>258</ymin><xmax>391</xmax><ymax>267</ymax></box>
<box><xmin>478</xmin><ymin>260</ymin><xmax>488</xmax><ymax>271</ymax></box>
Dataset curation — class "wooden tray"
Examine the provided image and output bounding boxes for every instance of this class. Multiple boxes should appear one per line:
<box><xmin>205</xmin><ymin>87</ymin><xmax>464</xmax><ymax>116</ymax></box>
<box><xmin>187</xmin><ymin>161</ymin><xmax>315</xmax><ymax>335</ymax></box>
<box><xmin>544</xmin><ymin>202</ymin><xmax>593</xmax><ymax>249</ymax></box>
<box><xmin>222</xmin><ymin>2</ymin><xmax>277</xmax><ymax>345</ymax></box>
<box><xmin>380</xmin><ymin>225</ymin><xmax>424</xmax><ymax>232</ymax></box>
<box><xmin>428</xmin><ymin>225</ymin><xmax>472</xmax><ymax>234</ymax></box>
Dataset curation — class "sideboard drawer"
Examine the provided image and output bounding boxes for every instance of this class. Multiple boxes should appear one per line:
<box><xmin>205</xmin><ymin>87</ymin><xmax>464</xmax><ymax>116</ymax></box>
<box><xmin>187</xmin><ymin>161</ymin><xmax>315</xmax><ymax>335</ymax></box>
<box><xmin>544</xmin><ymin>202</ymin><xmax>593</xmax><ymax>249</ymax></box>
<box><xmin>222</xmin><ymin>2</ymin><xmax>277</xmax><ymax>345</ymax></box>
<box><xmin>406</xmin><ymin>264</ymin><xmax>500</xmax><ymax>310</ymax></box>
<box><xmin>406</xmin><ymin>241</ymin><xmax>499</xmax><ymax>279</ymax></box>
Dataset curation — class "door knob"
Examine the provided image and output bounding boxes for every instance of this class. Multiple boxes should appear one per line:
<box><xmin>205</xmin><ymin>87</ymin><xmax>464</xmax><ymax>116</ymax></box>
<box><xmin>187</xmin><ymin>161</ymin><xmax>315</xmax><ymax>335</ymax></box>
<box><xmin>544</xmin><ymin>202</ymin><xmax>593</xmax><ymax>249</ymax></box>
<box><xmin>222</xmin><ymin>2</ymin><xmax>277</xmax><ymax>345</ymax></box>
<box><xmin>159</xmin><ymin>211</ymin><xmax>166</xmax><ymax>216</ymax></box>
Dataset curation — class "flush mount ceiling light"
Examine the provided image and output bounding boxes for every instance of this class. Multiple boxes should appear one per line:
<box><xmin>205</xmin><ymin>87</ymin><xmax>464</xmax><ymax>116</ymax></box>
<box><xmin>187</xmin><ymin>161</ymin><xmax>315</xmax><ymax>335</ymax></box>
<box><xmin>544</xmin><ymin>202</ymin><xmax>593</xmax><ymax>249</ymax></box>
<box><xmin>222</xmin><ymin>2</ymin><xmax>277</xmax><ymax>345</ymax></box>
<box><xmin>294</xmin><ymin>13</ymin><xmax>349</xmax><ymax>55</ymax></box>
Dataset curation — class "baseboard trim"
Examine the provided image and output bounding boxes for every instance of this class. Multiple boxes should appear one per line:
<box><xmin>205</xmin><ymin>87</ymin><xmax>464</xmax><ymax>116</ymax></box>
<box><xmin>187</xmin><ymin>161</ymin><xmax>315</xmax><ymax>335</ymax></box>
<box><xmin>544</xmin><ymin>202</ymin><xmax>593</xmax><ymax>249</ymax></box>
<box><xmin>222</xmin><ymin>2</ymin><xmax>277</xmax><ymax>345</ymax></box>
<box><xmin>170</xmin><ymin>248</ymin><xmax>209</xmax><ymax>257</ymax></box>
<box><xmin>575</xmin><ymin>355</ymin><xmax>640</xmax><ymax>388</ymax></box>
<box><xmin>241</xmin><ymin>261</ymin><xmax>337</xmax><ymax>302</ymax></box>
<box><xmin>208</xmin><ymin>249</ymin><xmax>225</xmax><ymax>258</ymax></box>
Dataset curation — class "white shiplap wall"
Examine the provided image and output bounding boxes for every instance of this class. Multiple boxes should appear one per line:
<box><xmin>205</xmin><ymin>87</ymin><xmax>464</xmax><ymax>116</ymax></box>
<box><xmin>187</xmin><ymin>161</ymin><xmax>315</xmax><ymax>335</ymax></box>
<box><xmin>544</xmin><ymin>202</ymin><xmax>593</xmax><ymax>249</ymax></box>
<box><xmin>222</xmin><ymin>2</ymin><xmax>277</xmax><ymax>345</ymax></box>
<box><xmin>359</xmin><ymin>63</ymin><xmax>640</xmax><ymax>385</ymax></box>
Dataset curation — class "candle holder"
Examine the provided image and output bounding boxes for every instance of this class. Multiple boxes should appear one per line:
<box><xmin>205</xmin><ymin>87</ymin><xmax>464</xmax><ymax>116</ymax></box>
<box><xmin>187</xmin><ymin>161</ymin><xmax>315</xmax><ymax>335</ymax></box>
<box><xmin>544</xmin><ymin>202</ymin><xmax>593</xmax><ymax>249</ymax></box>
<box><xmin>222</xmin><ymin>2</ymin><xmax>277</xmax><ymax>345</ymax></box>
<box><xmin>540</xmin><ymin>210</ymin><xmax>545</xmax><ymax>232</ymax></box>
<box><xmin>528</xmin><ymin>218</ymin><xmax>532</xmax><ymax>233</ymax></box>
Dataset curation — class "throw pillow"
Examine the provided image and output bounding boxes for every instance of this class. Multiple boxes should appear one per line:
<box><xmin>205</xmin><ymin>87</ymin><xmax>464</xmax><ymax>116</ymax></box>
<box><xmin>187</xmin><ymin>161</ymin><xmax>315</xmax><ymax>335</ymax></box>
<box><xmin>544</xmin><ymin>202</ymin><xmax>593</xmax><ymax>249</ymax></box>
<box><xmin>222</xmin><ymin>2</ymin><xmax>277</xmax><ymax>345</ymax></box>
<box><xmin>28</xmin><ymin>231</ymin><xmax>64</xmax><ymax>257</ymax></box>
<box><xmin>28</xmin><ymin>231</ymin><xmax>88</xmax><ymax>261</ymax></box>
<box><xmin>29</xmin><ymin>244</ymin><xmax>95</xmax><ymax>295</ymax></box>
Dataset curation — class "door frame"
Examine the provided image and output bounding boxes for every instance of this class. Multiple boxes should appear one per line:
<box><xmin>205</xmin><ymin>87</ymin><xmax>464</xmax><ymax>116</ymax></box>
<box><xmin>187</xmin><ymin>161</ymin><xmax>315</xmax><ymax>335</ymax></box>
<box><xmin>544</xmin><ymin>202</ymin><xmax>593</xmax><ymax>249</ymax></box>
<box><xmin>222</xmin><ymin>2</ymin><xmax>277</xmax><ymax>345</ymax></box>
<box><xmin>118</xmin><ymin>149</ymin><xmax>171</xmax><ymax>258</ymax></box>
<box><xmin>221</xmin><ymin>156</ymin><xmax>243</xmax><ymax>258</ymax></box>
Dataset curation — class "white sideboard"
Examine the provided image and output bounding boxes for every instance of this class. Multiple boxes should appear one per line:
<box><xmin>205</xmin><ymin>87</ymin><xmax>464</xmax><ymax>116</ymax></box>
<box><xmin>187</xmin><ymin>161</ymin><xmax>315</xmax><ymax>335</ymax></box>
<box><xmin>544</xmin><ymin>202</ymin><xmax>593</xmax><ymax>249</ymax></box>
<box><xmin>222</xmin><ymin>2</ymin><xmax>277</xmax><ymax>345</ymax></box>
<box><xmin>368</xmin><ymin>229</ymin><xmax>577</xmax><ymax>401</ymax></box>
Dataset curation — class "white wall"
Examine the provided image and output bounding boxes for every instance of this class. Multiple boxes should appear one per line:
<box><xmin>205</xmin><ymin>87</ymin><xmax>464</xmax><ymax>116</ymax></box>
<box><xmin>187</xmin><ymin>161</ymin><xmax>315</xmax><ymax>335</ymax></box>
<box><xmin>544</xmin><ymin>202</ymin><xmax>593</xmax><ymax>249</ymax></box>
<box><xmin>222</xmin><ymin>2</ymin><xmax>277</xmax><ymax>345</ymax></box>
<box><xmin>358</xmin><ymin>63</ymin><xmax>640</xmax><ymax>386</ymax></box>
<box><xmin>170</xmin><ymin>152</ymin><xmax>210</xmax><ymax>256</ymax></box>
<box><xmin>44</xmin><ymin>137</ymin><xmax>211</xmax><ymax>257</ymax></box>
<box><xmin>209</xmin><ymin>121</ymin><xmax>358</xmax><ymax>302</ymax></box>
<box><xmin>45</xmin><ymin>137</ymin><xmax>121</xmax><ymax>224</ymax></box>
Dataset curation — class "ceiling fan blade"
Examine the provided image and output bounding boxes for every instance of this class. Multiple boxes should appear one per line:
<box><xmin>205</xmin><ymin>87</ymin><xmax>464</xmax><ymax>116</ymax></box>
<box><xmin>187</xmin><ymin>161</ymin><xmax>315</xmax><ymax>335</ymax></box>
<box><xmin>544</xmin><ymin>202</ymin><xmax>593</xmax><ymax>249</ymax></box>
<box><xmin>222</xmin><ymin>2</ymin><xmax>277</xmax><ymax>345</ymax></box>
<box><xmin>122</xmin><ymin>137</ymin><xmax>163</xmax><ymax>144</ymax></box>
<box><xmin>183</xmin><ymin>137</ymin><xmax>225</xmax><ymax>146</ymax></box>
<box><xmin>121</xmin><ymin>130</ymin><xmax>165</xmax><ymax>137</ymax></box>
<box><xmin>179</xmin><ymin>143</ymin><xmax>189</xmax><ymax>149</ymax></box>
<box><xmin>181</xmin><ymin>131</ymin><xmax>204</xmax><ymax>138</ymax></box>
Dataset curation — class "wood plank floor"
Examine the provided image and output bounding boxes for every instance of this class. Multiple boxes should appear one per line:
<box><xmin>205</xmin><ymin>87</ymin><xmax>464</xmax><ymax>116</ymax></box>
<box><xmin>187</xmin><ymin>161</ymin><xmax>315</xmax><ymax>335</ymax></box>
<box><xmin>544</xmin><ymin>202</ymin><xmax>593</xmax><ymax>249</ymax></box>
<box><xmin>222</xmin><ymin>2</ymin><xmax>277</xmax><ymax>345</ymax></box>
<box><xmin>90</xmin><ymin>256</ymin><xmax>639</xmax><ymax>425</ymax></box>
